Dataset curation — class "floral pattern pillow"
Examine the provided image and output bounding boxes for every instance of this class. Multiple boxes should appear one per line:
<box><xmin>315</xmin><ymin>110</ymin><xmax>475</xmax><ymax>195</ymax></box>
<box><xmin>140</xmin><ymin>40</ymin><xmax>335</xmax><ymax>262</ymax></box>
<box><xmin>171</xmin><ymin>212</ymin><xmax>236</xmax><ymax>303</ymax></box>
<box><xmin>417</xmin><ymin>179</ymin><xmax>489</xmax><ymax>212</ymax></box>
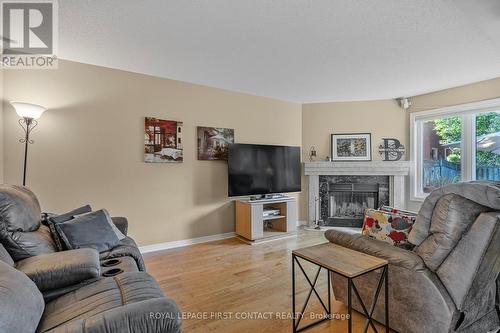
<box><xmin>362</xmin><ymin>207</ymin><xmax>417</xmax><ymax>246</ymax></box>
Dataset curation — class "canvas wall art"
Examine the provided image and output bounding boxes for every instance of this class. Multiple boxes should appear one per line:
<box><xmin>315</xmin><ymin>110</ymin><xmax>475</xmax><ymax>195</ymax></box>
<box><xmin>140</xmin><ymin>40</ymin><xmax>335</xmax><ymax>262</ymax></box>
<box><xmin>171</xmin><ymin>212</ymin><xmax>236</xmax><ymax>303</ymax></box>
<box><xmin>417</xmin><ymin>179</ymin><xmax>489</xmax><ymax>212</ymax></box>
<box><xmin>197</xmin><ymin>126</ymin><xmax>234</xmax><ymax>160</ymax></box>
<box><xmin>331</xmin><ymin>133</ymin><xmax>371</xmax><ymax>161</ymax></box>
<box><xmin>144</xmin><ymin>117</ymin><xmax>183</xmax><ymax>163</ymax></box>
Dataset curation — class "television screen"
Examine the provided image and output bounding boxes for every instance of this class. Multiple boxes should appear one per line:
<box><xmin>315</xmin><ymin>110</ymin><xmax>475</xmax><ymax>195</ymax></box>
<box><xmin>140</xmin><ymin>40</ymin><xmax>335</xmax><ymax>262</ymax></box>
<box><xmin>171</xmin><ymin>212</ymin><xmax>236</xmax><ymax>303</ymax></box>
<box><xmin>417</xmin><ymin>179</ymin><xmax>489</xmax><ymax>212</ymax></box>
<box><xmin>228</xmin><ymin>144</ymin><xmax>301</xmax><ymax>197</ymax></box>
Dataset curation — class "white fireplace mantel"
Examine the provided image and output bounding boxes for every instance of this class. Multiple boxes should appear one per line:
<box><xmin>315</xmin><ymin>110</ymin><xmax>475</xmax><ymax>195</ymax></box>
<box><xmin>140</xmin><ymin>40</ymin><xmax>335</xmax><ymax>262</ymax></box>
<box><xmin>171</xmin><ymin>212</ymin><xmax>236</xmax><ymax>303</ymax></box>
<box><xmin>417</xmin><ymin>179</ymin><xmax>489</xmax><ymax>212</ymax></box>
<box><xmin>304</xmin><ymin>161</ymin><xmax>412</xmax><ymax>226</ymax></box>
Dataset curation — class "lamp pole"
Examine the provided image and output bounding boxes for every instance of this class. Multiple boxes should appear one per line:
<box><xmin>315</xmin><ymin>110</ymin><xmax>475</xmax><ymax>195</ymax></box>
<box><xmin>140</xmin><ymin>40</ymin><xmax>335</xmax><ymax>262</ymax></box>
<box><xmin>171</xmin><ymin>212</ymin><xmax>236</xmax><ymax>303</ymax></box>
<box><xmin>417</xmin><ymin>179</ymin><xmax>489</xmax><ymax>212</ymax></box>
<box><xmin>10</xmin><ymin>101</ymin><xmax>47</xmax><ymax>187</ymax></box>
<box><xmin>18</xmin><ymin>117</ymin><xmax>37</xmax><ymax>186</ymax></box>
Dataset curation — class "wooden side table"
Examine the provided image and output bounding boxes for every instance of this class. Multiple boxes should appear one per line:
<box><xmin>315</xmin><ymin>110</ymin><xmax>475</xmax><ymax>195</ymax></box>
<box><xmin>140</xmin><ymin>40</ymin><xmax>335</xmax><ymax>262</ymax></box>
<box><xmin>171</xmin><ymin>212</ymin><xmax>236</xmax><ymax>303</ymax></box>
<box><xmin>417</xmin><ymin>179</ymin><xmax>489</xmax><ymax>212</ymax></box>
<box><xmin>292</xmin><ymin>243</ymin><xmax>389</xmax><ymax>333</ymax></box>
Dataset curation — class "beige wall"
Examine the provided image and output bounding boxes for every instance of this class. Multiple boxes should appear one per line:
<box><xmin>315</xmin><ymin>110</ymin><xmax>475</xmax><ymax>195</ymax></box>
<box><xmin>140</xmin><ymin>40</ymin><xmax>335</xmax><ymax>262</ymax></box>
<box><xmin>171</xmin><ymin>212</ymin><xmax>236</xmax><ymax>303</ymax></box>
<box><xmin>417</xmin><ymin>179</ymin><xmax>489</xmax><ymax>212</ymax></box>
<box><xmin>410</xmin><ymin>77</ymin><xmax>500</xmax><ymax>112</ymax></box>
<box><xmin>302</xmin><ymin>100</ymin><xmax>408</xmax><ymax>160</ymax></box>
<box><xmin>2</xmin><ymin>60</ymin><xmax>302</xmax><ymax>246</ymax></box>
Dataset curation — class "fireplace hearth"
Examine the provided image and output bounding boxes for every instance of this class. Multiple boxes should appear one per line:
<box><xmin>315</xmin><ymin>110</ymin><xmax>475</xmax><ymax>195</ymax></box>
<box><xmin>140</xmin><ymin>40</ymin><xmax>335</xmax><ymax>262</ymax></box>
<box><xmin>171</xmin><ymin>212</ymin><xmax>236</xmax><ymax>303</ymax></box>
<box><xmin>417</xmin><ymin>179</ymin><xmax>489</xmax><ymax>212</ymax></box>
<box><xmin>319</xmin><ymin>175</ymin><xmax>390</xmax><ymax>227</ymax></box>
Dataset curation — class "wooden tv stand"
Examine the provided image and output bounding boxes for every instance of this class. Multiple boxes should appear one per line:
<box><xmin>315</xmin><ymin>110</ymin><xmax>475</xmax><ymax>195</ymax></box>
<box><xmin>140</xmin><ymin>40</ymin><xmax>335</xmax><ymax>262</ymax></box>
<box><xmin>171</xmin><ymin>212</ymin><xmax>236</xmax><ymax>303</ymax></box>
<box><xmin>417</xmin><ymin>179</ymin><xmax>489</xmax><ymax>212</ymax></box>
<box><xmin>235</xmin><ymin>197</ymin><xmax>297</xmax><ymax>244</ymax></box>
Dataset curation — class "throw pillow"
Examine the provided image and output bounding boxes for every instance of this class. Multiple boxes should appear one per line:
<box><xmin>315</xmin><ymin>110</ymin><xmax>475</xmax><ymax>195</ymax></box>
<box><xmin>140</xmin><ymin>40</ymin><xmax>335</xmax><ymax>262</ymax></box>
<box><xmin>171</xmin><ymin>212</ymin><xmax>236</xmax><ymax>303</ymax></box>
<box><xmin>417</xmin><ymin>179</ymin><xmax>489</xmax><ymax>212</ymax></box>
<box><xmin>100</xmin><ymin>209</ymin><xmax>126</xmax><ymax>240</ymax></box>
<box><xmin>75</xmin><ymin>209</ymin><xmax>126</xmax><ymax>240</ymax></box>
<box><xmin>47</xmin><ymin>205</ymin><xmax>92</xmax><ymax>251</ymax></box>
<box><xmin>55</xmin><ymin>209</ymin><xmax>120</xmax><ymax>253</ymax></box>
<box><xmin>362</xmin><ymin>207</ymin><xmax>417</xmax><ymax>246</ymax></box>
<box><xmin>50</xmin><ymin>204</ymin><xmax>93</xmax><ymax>224</ymax></box>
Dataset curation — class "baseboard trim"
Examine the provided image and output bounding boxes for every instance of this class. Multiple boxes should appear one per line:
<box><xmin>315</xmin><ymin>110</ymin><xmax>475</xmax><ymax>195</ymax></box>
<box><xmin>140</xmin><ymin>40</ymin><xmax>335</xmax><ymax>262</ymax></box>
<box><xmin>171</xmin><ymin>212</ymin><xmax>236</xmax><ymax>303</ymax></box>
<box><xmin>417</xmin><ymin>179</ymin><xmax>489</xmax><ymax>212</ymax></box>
<box><xmin>139</xmin><ymin>232</ymin><xmax>236</xmax><ymax>254</ymax></box>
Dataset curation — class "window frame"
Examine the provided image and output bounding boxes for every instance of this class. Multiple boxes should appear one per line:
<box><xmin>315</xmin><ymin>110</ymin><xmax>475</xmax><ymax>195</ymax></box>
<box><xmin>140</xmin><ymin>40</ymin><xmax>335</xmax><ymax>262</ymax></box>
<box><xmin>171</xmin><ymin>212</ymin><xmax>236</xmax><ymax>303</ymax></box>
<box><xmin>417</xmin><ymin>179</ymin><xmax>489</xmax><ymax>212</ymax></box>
<box><xmin>410</xmin><ymin>97</ymin><xmax>500</xmax><ymax>201</ymax></box>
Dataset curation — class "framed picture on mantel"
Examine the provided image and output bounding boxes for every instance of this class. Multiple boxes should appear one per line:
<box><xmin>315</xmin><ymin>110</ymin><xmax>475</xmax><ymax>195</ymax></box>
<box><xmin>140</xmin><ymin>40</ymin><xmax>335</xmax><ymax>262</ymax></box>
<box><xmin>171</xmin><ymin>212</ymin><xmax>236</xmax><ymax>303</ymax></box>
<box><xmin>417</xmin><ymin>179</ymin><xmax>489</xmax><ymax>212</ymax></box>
<box><xmin>331</xmin><ymin>133</ymin><xmax>371</xmax><ymax>161</ymax></box>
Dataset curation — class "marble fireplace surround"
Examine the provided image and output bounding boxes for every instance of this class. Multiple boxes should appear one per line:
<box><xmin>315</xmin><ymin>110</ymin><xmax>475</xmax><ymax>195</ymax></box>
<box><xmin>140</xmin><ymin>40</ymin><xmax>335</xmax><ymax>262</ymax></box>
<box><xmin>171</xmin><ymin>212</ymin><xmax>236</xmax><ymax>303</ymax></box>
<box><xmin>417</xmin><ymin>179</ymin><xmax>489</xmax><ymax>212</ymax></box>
<box><xmin>304</xmin><ymin>161</ymin><xmax>412</xmax><ymax>226</ymax></box>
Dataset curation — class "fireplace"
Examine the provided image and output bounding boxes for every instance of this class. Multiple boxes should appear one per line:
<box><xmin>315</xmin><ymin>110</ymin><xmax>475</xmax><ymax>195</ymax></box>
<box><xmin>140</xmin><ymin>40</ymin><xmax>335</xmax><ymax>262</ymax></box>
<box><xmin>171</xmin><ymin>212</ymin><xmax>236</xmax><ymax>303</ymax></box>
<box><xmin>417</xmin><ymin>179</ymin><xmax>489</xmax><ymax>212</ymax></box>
<box><xmin>319</xmin><ymin>175</ymin><xmax>390</xmax><ymax>227</ymax></box>
<box><xmin>328</xmin><ymin>183</ymin><xmax>379</xmax><ymax>226</ymax></box>
<box><xmin>304</xmin><ymin>161</ymin><xmax>411</xmax><ymax>229</ymax></box>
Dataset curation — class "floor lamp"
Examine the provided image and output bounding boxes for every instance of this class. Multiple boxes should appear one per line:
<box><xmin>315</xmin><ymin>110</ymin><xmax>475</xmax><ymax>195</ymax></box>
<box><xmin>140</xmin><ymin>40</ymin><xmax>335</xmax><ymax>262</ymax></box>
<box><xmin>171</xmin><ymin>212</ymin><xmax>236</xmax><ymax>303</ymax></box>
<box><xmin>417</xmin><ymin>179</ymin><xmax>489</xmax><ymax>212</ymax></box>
<box><xmin>10</xmin><ymin>102</ymin><xmax>47</xmax><ymax>186</ymax></box>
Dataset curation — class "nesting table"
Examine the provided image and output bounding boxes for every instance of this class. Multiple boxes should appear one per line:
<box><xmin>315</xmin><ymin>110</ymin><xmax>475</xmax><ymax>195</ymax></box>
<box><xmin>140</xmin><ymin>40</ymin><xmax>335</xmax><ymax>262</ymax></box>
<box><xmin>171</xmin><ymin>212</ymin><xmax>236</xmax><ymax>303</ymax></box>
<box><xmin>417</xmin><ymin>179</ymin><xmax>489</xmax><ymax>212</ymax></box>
<box><xmin>292</xmin><ymin>243</ymin><xmax>389</xmax><ymax>333</ymax></box>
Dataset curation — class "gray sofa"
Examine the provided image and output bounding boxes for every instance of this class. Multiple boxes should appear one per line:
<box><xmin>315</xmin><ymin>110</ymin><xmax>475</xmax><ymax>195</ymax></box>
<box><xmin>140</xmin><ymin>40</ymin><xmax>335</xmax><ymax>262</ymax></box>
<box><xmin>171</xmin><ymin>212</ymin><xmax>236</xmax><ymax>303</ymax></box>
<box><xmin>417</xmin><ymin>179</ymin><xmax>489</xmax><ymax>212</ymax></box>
<box><xmin>325</xmin><ymin>181</ymin><xmax>500</xmax><ymax>333</ymax></box>
<box><xmin>0</xmin><ymin>184</ymin><xmax>181</xmax><ymax>333</ymax></box>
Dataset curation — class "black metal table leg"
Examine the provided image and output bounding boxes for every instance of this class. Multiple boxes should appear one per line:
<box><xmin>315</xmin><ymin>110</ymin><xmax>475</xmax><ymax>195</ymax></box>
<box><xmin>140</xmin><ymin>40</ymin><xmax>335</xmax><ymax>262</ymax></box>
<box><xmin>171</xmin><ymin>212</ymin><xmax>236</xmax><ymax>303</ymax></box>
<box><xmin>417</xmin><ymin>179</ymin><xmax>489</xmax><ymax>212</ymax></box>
<box><xmin>348</xmin><ymin>278</ymin><xmax>352</xmax><ymax>333</ymax></box>
<box><xmin>385</xmin><ymin>266</ymin><xmax>389</xmax><ymax>333</ymax></box>
<box><xmin>327</xmin><ymin>269</ymin><xmax>331</xmax><ymax>315</ymax></box>
<box><xmin>292</xmin><ymin>256</ymin><xmax>332</xmax><ymax>333</ymax></box>
<box><xmin>292</xmin><ymin>254</ymin><xmax>296</xmax><ymax>333</ymax></box>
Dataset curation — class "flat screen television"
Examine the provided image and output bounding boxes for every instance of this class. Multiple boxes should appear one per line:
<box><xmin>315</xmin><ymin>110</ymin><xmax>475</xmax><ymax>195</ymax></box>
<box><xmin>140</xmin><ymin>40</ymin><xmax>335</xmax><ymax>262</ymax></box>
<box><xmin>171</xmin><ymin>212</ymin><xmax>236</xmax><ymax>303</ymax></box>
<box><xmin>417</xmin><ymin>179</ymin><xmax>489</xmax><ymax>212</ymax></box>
<box><xmin>228</xmin><ymin>144</ymin><xmax>301</xmax><ymax>197</ymax></box>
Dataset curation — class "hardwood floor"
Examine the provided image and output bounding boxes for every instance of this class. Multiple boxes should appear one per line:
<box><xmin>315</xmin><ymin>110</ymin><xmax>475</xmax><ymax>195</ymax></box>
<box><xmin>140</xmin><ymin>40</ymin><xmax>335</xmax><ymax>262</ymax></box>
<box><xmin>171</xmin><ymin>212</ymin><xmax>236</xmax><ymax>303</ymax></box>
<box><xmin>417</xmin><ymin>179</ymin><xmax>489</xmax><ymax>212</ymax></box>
<box><xmin>144</xmin><ymin>229</ymin><xmax>390</xmax><ymax>333</ymax></box>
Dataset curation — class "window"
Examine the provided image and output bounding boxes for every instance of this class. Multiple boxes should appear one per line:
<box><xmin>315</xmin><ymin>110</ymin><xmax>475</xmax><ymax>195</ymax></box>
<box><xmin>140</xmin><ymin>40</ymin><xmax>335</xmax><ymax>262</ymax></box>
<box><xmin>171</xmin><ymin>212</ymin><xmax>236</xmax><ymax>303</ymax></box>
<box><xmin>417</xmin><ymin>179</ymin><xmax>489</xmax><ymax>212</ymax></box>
<box><xmin>475</xmin><ymin>112</ymin><xmax>500</xmax><ymax>180</ymax></box>
<box><xmin>420</xmin><ymin>116</ymin><xmax>462</xmax><ymax>194</ymax></box>
<box><xmin>411</xmin><ymin>98</ymin><xmax>500</xmax><ymax>200</ymax></box>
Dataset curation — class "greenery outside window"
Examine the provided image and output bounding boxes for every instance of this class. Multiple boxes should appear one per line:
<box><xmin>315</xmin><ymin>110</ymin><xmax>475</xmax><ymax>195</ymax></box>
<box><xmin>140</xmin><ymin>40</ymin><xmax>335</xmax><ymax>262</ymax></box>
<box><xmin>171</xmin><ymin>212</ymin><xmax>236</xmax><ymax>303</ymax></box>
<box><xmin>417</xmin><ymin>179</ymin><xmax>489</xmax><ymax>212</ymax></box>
<box><xmin>411</xmin><ymin>98</ymin><xmax>500</xmax><ymax>200</ymax></box>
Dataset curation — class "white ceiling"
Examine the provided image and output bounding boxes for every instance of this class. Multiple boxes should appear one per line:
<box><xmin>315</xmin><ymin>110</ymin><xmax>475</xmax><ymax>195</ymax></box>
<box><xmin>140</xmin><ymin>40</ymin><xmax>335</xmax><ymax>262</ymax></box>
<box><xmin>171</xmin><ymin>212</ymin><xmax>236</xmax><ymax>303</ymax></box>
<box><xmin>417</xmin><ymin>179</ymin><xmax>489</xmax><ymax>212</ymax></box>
<box><xmin>59</xmin><ymin>0</ymin><xmax>500</xmax><ymax>103</ymax></box>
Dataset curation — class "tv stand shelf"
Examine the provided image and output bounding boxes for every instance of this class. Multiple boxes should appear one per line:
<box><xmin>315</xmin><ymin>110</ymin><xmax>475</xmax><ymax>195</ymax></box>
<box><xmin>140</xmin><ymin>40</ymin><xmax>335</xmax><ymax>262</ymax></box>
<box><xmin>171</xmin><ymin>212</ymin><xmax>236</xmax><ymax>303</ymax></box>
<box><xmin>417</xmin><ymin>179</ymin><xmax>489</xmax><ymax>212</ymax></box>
<box><xmin>262</xmin><ymin>215</ymin><xmax>286</xmax><ymax>221</ymax></box>
<box><xmin>235</xmin><ymin>197</ymin><xmax>297</xmax><ymax>244</ymax></box>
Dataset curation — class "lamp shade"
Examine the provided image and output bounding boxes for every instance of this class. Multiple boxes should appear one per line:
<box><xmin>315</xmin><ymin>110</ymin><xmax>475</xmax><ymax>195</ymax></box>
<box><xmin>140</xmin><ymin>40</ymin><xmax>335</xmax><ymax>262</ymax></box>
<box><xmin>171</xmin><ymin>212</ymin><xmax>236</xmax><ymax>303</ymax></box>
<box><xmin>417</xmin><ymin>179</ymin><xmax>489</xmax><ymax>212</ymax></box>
<box><xmin>10</xmin><ymin>102</ymin><xmax>46</xmax><ymax>119</ymax></box>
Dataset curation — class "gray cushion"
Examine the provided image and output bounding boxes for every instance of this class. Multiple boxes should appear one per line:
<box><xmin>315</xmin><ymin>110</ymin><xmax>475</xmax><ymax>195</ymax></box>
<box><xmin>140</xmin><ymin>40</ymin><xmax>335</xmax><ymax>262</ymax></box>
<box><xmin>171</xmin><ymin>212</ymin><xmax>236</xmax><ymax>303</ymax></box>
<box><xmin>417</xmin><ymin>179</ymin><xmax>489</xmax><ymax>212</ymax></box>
<box><xmin>0</xmin><ymin>185</ymin><xmax>57</xmax><ymax>261</ymax></box>
<box><xmin>37</xmin><ymin>272</ymin><xmax>179</xmax><ymax>333</ymax></box>
<box><xmin>0</xmin><ymin>260</ymin><xmax>45</xmax><ymax>333</ymax></box>
<box><xmin>55</xmin><ymin>210</ymin><xmax>120</xmax><ymax>253</ymax></box>
<box><xmin>415</xmin><ymin>194</ymin><xmax>491</xmax><ymax>271</ymax></box>
<box><xmin>1</xmin><ymin>224</ymin><xmax>57</xmax><ymax>261</ymax></box>
<box><xmin>110</xmin><ymin>217</ymin><xmax>128</xmax><ymax>236</ymax></box>
<box><xmin>409</xmin><ymin>181</ymin><xmax>500</xmax><ymax>245</ymax></box>
<box><xmin>436</xmin><ymin>212</ymin><xmax>500</xmax><ymax>310</ymax></box>
<box><xmin>0</xmin><ymin>184</ymin><xmax>41</xmax><ymax>231</ymax></box>
<box><xmin>44</xmin><ymin>298</ymin><xmax>182</xmax><ymax>333</ymax></box>
<box><xmin>16</xmin><ymin>248</ymin><xmax>101</xmax><ymax>292</ymax></box>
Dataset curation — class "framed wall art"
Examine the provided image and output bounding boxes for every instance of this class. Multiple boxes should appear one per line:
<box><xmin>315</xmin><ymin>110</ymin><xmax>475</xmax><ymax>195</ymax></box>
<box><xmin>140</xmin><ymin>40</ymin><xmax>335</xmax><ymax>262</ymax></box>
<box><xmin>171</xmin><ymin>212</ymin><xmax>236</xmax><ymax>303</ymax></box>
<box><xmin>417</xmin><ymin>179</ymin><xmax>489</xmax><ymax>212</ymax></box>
<box><xmin>331</xmin><ymin>133</ymin><xmax>371</xmax><ymax>161</ymax></box>
<box><xmin>197</xmin><ymin>126</ymin><xmax>234</xmax><ymax>161</ymax></box>
<box><xmin>144</xmin><ymin>117</ymin><xmax>183</xmax><ymax>163</ymax></box>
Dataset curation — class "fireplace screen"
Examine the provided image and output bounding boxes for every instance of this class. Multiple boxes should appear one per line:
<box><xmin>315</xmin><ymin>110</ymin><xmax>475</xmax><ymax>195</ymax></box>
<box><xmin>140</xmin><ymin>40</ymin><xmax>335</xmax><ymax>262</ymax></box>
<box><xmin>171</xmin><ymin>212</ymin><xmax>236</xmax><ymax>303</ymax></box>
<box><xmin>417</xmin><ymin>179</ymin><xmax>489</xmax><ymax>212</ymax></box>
<box><xmin>328</xmin><ymin>183</ymin><xmax>379</xmax><ymax>227</ymax></box>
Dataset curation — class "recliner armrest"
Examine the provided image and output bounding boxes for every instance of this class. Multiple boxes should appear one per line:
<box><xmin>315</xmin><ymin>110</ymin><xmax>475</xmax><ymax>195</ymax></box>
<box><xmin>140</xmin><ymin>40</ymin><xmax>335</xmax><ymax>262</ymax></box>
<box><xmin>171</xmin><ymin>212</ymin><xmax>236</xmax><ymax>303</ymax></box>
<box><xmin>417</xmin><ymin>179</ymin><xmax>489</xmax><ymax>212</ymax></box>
<box><xmin>45</xmin><ymin>298</ymin><xmax>181</xmax><ymax>333</ymax></box>
<box><xmin>111</xmin><ymin>217</ymin><xmax>128</xmax><ymax>236</ymax></box>
<box><xmin>324</xmin><ymin>229</ymin><xmax>426</xmax><ymax>271</ymax></box>
<box><xmin>16</xmin><ymin>248</ymin><xmax>101</xmax><ymax>292</ymax></box>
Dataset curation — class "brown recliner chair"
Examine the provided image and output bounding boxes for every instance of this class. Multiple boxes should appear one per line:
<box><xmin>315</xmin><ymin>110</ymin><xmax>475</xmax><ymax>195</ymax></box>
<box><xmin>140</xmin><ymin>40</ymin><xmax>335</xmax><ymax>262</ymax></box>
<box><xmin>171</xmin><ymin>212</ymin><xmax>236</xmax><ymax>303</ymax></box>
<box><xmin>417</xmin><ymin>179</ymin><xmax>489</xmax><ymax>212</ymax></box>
<box><xmin>325</xmin><ymin>181</ymin><xmax>500</xmax><ymax>333</ymax></box>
